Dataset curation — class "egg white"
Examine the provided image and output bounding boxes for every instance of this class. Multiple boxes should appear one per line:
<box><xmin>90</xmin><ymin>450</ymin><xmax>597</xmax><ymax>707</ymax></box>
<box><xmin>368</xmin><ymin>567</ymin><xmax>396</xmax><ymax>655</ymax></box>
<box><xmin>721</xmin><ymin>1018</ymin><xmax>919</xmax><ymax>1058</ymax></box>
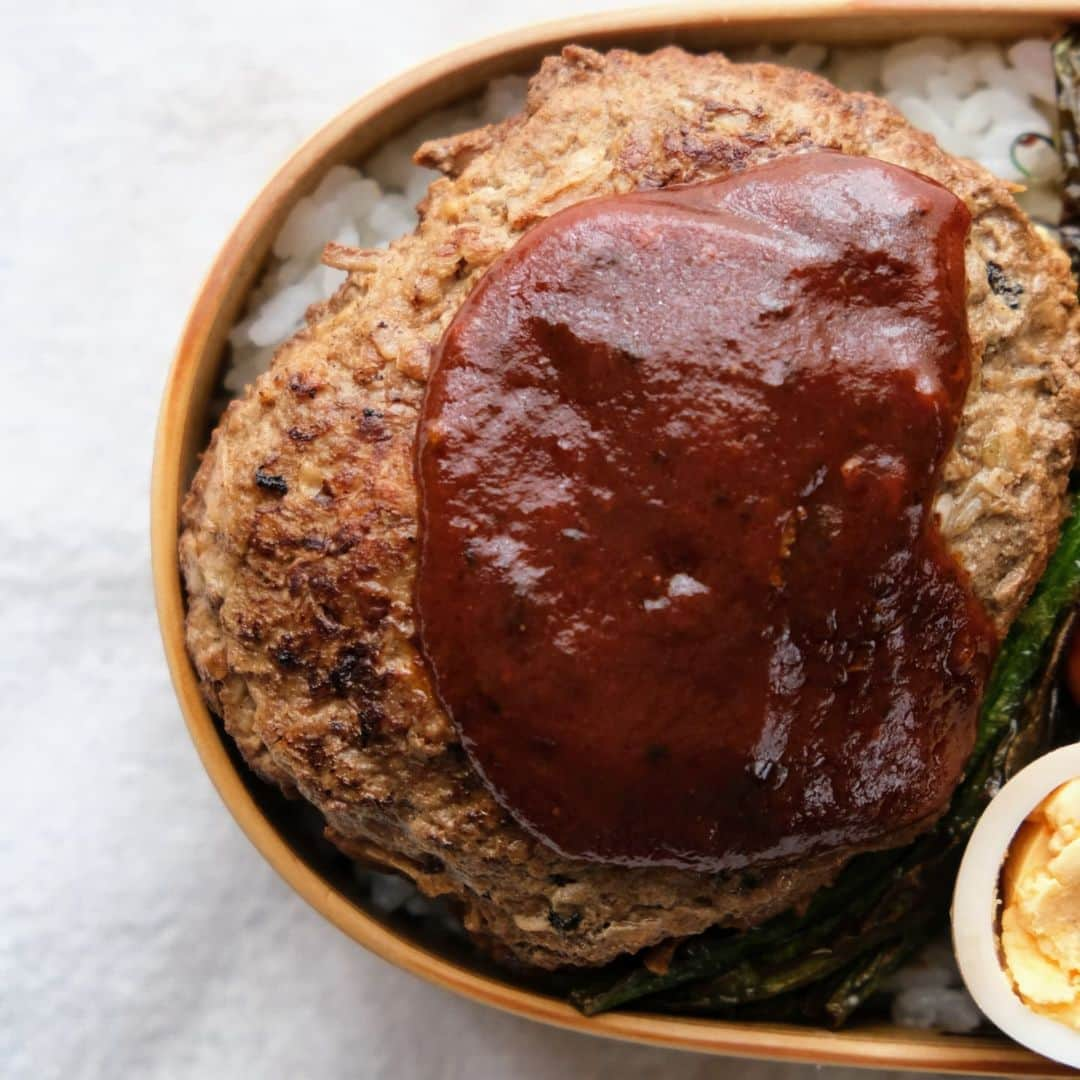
<box><xmin>953</xmin><ymin>742</ymin><xmax>1080</xmax><ymax>1068</ymax></box>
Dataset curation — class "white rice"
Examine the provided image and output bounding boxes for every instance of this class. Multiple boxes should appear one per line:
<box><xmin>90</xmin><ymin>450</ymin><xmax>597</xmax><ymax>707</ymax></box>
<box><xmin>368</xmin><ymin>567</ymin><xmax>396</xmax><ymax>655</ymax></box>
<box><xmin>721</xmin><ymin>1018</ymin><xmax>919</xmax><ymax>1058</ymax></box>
<box><xmin>225</xmin><ymin>74</ymin><xmax>530</xmax><ymax>391</ymax></box>
<box><xmin>227</xmin><ymin>37</ymin><xmax>1062</xmax><ymax>393</ymax></box>
<box><xmin>224</xmin><ymin>37</ymin><xmax>1068</xmax><ymax>1031</ymax></box>
<box><xmin>884</xmin><ymin>940</ymin><xmax>984</xmax><ymax>1033</ymax></box>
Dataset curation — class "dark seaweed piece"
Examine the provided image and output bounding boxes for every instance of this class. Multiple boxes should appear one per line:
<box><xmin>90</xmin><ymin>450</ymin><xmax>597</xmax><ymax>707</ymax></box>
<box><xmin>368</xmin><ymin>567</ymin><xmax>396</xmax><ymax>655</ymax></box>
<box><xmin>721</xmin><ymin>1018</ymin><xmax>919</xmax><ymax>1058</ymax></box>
<box><xmin>986</xmin><ymin>261</ymin><xmax>1023</xmax><ymax>309</ymax></box>
<box><xmin>548</xmin><ymin>909</ymin><xmax>582</xmax><ymax>932</ymax></box>
<box><xmin>1055</xmin><ymin>30</ymin><xmax>1080</xmax><ymax>276</ymax></box>
<box><xmin>254</xmin><ymin>467</ymin><xmax>288</xmax><ymax>494</ymax></box>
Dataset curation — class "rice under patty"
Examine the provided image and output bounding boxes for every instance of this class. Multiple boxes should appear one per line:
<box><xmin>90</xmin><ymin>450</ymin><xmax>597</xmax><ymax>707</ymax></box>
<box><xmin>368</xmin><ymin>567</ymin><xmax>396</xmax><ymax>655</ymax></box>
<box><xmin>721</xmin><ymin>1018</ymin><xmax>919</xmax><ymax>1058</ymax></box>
<box><xmin>183</xmin><ymin>39</ymin><xmax>1080</xmax><ymax>1013</ymax></box>
<box><xmin>227</xmin><ymin>37</ymin><xmax>1065</xmax><ymax>389</ymax></box>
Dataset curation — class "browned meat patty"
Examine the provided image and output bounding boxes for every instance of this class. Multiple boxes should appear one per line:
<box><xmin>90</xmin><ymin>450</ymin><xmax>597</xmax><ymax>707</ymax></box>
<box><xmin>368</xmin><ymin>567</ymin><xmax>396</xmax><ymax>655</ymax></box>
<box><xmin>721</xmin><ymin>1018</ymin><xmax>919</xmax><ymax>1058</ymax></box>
<box><xmin>180</xmin><ymin>45</ymin><xmax>1080</xmax><ymax>969</ymax></box>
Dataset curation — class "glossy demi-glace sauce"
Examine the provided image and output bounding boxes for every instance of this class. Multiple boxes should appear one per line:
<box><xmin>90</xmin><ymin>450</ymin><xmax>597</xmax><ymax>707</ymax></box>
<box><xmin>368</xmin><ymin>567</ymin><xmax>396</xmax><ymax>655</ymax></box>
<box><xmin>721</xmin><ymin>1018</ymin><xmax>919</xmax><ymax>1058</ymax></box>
<box><xmin>416</xmin><ymin>151</ymin><xmax>996</xmax><ymax>871</ymax></box>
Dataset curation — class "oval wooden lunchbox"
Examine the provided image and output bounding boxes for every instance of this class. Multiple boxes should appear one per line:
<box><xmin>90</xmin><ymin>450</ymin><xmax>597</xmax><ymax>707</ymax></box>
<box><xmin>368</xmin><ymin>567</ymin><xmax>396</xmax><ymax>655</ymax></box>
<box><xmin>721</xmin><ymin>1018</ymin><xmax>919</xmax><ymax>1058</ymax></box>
<box><xmin>151</xmin><ymin>3</ymin><xmax>1080</xmax><ymax>1073</ymax></box>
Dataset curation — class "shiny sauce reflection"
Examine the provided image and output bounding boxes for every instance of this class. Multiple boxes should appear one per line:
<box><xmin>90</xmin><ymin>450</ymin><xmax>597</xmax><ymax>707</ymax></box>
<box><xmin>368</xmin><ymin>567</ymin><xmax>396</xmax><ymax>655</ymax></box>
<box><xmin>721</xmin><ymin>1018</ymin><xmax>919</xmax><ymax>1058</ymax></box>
<box><xmin>417</xmin><ymin>152</ymin><xmax>995</xmax><ymax>871</ymax></box>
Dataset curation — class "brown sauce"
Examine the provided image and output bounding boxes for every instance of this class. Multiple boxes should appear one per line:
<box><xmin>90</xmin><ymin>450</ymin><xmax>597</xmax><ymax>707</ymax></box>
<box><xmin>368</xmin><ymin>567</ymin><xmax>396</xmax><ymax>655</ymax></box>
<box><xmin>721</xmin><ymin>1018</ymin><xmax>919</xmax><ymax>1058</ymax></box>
<box><xmin>416</xmin><ymin>151</ymin><xmax>995</xmax><ymax>871</ymax></box>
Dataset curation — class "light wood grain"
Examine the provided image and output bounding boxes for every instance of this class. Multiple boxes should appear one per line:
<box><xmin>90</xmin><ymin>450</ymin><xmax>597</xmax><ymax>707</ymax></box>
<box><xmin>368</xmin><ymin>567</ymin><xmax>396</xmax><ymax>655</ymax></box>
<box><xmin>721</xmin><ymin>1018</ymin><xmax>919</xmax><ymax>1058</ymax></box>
<box><xmin>151</xmin><ymin>4</ymin><xmax>1079</xmax><ymax>1073</ymax></box>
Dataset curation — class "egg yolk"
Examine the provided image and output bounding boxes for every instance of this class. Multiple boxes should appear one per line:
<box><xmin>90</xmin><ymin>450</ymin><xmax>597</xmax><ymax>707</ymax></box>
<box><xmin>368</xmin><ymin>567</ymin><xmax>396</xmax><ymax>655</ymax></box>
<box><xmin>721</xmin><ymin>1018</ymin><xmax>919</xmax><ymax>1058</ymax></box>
<box><xmin>1000</xmin><ymin>778</ymin><xmax>1080</xmax><ymax>1029</ymax></box>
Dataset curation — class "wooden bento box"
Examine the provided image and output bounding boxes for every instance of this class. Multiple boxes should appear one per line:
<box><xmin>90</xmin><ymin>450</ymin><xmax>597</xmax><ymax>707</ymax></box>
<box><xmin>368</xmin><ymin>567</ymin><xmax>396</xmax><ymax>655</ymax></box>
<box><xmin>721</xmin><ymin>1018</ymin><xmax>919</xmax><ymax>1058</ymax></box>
<box><xmin>151</xmin><ymin>3</ymin><xmax>1080</xmax><ymax>1074</ymax></box>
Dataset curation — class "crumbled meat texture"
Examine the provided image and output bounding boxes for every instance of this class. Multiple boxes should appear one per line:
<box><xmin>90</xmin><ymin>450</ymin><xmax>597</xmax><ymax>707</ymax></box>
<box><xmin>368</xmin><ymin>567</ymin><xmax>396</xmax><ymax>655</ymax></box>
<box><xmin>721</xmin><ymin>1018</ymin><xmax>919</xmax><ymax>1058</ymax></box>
<box><xmin>180</xmin><ymin>46</ymin><xmax>1080</xmax><ymax>969</ymax></box>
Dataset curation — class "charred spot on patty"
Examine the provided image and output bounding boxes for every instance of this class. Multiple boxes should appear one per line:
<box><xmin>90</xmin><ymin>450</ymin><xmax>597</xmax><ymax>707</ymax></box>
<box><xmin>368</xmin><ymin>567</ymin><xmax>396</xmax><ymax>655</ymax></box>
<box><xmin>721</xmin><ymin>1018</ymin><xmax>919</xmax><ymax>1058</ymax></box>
<box><xmin>274</xmin><ymin>646</ymin><xmax>303</xmax><ymax>670</ymax></box>
<box><xmin>328</xmin><ymin>643</ymin><xmax>378</xmax><ymax>697</ymax></box>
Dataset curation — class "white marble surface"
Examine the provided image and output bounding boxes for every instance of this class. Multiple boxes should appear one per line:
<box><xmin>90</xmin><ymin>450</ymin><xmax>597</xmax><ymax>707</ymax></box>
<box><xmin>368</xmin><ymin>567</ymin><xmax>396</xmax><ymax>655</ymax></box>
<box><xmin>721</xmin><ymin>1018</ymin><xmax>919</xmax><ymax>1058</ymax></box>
<box><xmin>2</xmin><ymin>3</ymin><xmax>959</xmax><ymax>1077</ymax></box>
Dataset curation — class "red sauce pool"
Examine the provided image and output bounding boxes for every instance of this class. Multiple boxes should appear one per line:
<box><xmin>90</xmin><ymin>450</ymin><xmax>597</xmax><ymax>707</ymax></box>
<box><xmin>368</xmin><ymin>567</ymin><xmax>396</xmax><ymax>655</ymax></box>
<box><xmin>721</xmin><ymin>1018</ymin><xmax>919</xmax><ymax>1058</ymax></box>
<box><xmin>416</xmin><ymin>151</ymin><xmax>995</xmax><ymax>871</ymax></box>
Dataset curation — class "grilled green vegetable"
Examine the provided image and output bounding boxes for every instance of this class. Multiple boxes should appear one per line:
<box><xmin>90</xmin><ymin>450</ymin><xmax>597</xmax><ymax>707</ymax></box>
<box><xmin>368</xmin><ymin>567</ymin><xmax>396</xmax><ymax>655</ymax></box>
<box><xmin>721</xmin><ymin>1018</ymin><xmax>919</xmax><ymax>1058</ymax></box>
<box><xmin>568</xmin><ymin>847</ymin><xmax>903</xmax><ymax>1015</ymax></box>
<box><xmin>967</xmin><ymin>499</ymin><xmax>1080</xmax><ymax>770</ymax></box>
<box><xmin>655</xmin><ymin>916</ymin><xmax>931</xmax><ymax>1013</ymax></box>
<box><xmin>824</xmin><ymin>927</ymin><xmax>935</xmax><ymax>1027</ymax></box>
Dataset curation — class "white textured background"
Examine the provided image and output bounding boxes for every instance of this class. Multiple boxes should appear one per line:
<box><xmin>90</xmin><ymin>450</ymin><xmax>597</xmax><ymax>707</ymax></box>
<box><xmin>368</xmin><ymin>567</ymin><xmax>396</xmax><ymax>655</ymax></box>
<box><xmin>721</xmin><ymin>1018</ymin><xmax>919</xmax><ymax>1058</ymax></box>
<box><xmin>2</xmin><ymin>3</ymin><xmax>959</xmax><ymax>1077</ymax></box>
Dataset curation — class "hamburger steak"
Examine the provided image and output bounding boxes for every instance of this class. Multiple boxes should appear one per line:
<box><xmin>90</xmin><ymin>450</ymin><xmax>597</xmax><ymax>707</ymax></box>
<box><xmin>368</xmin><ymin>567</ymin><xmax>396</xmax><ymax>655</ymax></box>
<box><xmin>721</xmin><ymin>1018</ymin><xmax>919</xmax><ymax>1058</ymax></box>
<box><xmin>180</xmin><ymin>46</ymin><xmax>1080</xmax><ymax>969</ymax></box>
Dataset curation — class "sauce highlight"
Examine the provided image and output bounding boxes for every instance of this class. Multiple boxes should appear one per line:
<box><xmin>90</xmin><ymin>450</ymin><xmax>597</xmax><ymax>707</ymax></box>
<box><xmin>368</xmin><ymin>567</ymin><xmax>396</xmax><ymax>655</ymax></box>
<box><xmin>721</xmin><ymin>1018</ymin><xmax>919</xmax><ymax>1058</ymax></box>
<box><xmin>416</xmin><ymin>151</ymin><xmax>995</xmax><ymax>871</ymax></box>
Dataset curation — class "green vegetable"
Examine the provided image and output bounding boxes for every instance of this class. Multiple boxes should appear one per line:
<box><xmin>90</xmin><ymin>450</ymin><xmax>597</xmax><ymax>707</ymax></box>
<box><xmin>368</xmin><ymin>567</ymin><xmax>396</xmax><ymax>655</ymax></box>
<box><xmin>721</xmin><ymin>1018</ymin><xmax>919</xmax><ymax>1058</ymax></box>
<box><xmin>967</xmin><ymin>497</ymin><xmax>1080</xmax><ymax>768</ymax></box>
<box><xmin>824</xmin><ymin>926</ymin><xmax>934</xmax><ymax>1027</ymax></box>
<box><xmin>655</xmin><ymin>918</ymin><xmax>928</xmax><ymax>1013</ymax></box>
<box><xmin>569</xmin><ymin>849</ymin><xmax>897</xmax><ymax>1015</ymax></box>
